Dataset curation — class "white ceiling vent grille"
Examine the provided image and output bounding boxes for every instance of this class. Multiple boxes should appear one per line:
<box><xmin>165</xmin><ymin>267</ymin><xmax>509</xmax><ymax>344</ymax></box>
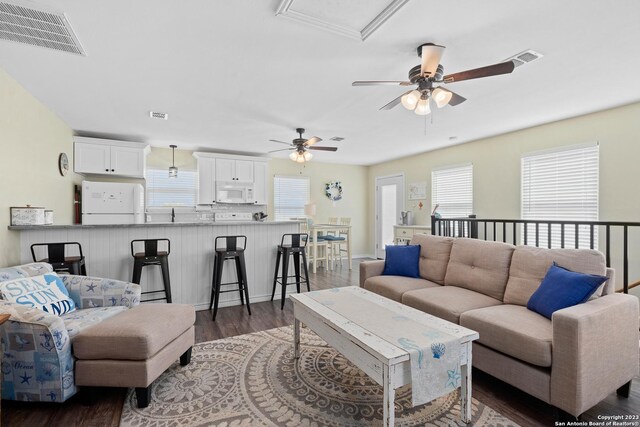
<box><xmin>0</xmin><ymin>1</ymin><xmax>85</xmax><ymax>55</ymax></box>
<box><xmin>329</xmin><ymin>136</ymin><xmax>345</xmax><ymax>142</ymax></box>
<box><xmin>505</xmin><ymin>49</ymin><xmax>543</xmax><ymax>68</ymax></box>
<box><xmin>149</xmin><ymin>111</ymin><xmax>169</xmax><ymax>120</ymax></box>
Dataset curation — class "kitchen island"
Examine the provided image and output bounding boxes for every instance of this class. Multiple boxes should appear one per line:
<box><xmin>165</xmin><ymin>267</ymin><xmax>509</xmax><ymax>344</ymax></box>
<box><xmin>8</xmin><ymin>221</ymin><xmax>302</xmax><ymax>310</ymax></box>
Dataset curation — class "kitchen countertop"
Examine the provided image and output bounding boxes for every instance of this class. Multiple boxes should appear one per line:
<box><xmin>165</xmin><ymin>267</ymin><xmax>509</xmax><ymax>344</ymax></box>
<box><xmin>8</xmin><ymin>220</ymin><xmax>302</xmax><ymax>230</ymax></box>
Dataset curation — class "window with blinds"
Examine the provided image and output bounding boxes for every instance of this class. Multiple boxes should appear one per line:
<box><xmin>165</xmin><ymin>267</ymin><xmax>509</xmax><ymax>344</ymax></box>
<box><xmin>431</xmin><ymin>164</ymin><xmax>473</xmax><ymax>218</ymax></box>
<box><xmin>273</xmin><ymin>175</ymin><xmax>310</xmax><ymax>221</ymax></box>
<box><xmin>146</xmin><ymin>168</ymin><xmax>198</xmax><ymax>207</ymax></box>
<box><xmin>521</xmin><ymin>143</ymin><xmax>599</xmax><ymax>249</ymax></box>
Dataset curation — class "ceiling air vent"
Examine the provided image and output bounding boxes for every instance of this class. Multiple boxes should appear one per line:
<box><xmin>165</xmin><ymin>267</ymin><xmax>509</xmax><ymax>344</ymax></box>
<box><xmin>149</xmin><ymin>111</ymin><xmax>169</xmax><ymax>120</ymax></box>
<box><xmin>505</xmin><ymin>49</ymin><xmax>543</xmax><ymax>68</ymax></box>
<box><xmin>0</xmin><ymin>1</ymin><xmax>85</xmax><ymax>55</ymax></box>
<box><xmin>329</xmin><ymin>136</ymin><xmax>345</xmax><ymax>142</ymax></box>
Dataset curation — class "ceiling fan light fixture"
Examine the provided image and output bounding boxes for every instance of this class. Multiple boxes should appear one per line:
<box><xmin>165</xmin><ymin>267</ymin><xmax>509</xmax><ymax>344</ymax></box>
<box><xmin>289</xmin><ymin>151</ymin><xmax>298</xmax><ymax>161</ymax></box>
<box><xmin>432</xmin><ymin>87</ymin><xmax>453</xmax><ymax>108</ymax></box>
<box><xmin>414</xmin><ymin>98</ymin><xmax>431</xmax><ymax>116</ymax></box>
<box><xmin>303</xmin><ymin>151</ymin><xmax>313</xmax><ymax>161</ymax></box>
<box><xmin>295</xmin><ymin>153</ymin><xmax>306</xmax><ymax>163</ymax></box>
<box><xmin>401</xmin><ymin>90</ymin><xmax>421</xmax><ymax>110</ymax></box>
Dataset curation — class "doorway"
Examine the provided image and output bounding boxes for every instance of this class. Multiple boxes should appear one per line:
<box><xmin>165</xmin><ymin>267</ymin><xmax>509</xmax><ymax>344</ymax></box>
<box><xmin>375</xmin><ymin>174</ymin><xmax>404</xmax><ymax>259</ymax></box>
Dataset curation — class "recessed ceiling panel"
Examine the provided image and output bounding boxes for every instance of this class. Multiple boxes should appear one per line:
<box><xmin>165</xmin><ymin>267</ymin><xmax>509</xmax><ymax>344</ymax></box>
<box><xmin>276</xmin><ymin>0</ymin><xmax>409</xmax><ymax>41</ymax></box>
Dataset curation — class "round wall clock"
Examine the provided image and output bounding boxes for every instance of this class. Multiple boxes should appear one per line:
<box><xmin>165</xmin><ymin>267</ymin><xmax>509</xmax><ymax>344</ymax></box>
<box><xmin>58</xmin><ymin>153</ymin><xmax>69</xmax><ymax>176</ymax></box>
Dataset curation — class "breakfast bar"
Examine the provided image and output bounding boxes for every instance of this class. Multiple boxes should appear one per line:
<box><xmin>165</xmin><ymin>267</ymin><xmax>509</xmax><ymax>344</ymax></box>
<box><xmin>9</xmin><ymin>221</ymin><xmax>301</xmax><ymax>310</ymax></box>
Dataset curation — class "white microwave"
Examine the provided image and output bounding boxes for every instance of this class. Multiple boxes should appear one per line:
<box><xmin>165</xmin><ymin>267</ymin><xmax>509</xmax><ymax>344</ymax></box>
<box><xmin>216</xmin><ymin>182</ymin><xmax>255</xmax><ymax>204</ymax></box>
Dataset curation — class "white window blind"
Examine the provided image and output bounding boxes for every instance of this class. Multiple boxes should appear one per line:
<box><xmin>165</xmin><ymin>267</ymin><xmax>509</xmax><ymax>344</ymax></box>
<box><xmin>273</xmin><ymin>175</ymin><xmax>310</xmax><ymax>221</ymax></box>
<box><xmin>432</xmin><ymin>164</ymin><xmax>473</xmax><ymax>218</ymax></box>
<box><xmin>521</xmin><ymin>143</ymin><xmax>599</xmax><ymax>249</ymax></box>
<box><xmin>146</xmin><ymin>168</ymin><xmax>197</xmax><ymax>207</ymax></box>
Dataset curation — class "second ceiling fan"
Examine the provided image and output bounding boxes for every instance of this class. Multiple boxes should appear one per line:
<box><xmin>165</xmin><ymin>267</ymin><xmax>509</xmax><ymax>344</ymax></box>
<box><xmin>353</xmin><ymin>43</ymin><xmax>516</xmax><ymax>115</ymax></box>
<box><xmin>269</xmin><ymin>128</ymin><xmax>338</xmax><ymax>163</ymax></box>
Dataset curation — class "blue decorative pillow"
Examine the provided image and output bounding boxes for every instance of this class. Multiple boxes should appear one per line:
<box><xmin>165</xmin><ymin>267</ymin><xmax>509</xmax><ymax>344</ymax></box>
<box><xmin>382</xmin><ymin>245</ymin><xmax>421</xmax><ymax>278</ymax></box>
<box><xmin>527</xmin><ymin>263</ymin><xmax>607</xmax><ymax>319</ymax></box>
<box><xmin>0</xmin><ymin>272</ymin><xmax>76</xmax><ymax>315</ymax></box>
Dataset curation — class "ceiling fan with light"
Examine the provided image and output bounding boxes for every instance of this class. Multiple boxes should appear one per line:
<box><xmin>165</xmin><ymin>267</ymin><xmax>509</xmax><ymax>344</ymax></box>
<box><xmin>353</xmin><ymin>43</ymin><xmax>516</xmax><ymax>115</ymax></box>
<box><xmin>268</xmin><ymin>128</ymin><xmax>338</xmax><ymax>163</ymax></box>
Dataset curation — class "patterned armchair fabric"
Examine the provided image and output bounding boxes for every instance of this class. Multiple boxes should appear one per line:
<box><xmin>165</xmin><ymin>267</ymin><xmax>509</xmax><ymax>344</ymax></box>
<box><xmin>0</xmin><ymin>263</ymin><xmax>141</xmax><ymax>402</ymax></box>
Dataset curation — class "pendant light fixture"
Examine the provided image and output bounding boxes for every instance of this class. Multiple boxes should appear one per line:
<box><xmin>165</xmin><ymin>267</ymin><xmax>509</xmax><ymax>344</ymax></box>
<box><xmin>169</xmin><ymin>144</ymin><xmax>178</xmax><ymax>178</ymax></box>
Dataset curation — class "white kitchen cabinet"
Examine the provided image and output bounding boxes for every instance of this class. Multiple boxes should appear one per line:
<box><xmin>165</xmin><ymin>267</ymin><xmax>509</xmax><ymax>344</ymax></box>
<box><xmin>253</xmin><ymin>162</ymin><xmax>268</xmax><ymax>205</ymax></box>
<box><xmin>197</xmin><ymin>157</ymin><xmax>216</xmax><ymax>204</ymax></box>
<box><xmin>215</xmin><ymin>158</ymin><xmax>254</xmax><ymax>182</ymax></box>
<box><xmin>74</xmin><ymin>137</ymin><xmax>149</xmax><ymax>178</ymax></box>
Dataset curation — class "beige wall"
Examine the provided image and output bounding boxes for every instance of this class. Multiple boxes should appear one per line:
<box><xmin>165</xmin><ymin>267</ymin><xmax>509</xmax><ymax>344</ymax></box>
<box><xmin>368</xmin><ymin>102</ymin><xmax>640</xmax><ymax>283</ymax></box>
<box><xmin>267</xmin><ymin>159</ymin><xmax>370</xmax><ymax>256</ymax></box>
<box><xmin>0</xmin><ymin>68</ymin><xmax>80</xmax><ymax>267</ymax></box>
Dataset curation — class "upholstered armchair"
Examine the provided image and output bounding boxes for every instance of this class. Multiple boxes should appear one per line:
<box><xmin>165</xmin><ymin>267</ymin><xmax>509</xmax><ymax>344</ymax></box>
<box><xmin>0</xmin><ymin>263</ymin><xmax>140</xmax><ymax>402</ymax></box>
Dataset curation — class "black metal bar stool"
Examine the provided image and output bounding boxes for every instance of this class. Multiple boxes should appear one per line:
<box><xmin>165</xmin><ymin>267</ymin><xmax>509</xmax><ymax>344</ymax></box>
<box><xmin>209</xmin><ymin>235</ymin><xmax>250</xmax><ymax>321</ymax></box>
<box><xmin>271</xmin><ymin>233</ymin><xmax>310</xmax><ymax>310</ymax></box>
<box><xmin>131</xmin><ymin>239</ymin><xmax>172</xmax><ymax>303</ymax></box>
<box><xmin>31</xmin><ymin>242</ymin><xmax>87</xmax><ymax>275</ymax></box>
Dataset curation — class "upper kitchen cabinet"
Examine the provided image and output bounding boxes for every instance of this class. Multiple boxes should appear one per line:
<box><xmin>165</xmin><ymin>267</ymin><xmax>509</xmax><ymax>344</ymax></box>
<box><xmin>196</xmin><ymin>156</ymin><xmax>216</xmax><ymax>204</ymax></box>
<box><xmin>253</xmin><ymin>161</ymin><xmax>268</xmax><ymax>205</ymax></box>
<box><xmin>215</xmin><ymin>158</ymin><xmax>254</xmax><ymax>182</ymax></box>
<box><xmin>74</xmin><ymin>137</ymin><xmax>150</xmax><ymax>178</ymax></box>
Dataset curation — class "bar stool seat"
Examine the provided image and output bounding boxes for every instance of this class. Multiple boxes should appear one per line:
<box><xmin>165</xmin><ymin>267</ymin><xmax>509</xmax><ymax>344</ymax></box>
<box><xmin>271</xmin><ymin>233</ymin><xmax>311</xmax><ymax>310</ymax></box>
<box><xmin>131</xmin><ymin>239</ymin><xmax>172</xmax><ymax>303</ymax></box>
<box><xmin>209</xmin><ymin>235</ymin><xmax>250</xmax><ymax>321</ymax></box>
<box><xmin>31</xmin><ymin>242</ymin><xmax>87</xmax><ymax>276</ymax></box>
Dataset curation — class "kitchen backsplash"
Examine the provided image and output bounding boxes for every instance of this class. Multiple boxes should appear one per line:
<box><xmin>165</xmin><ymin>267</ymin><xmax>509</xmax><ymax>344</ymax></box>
<box><xmin>145</xmin><ymin>204</ymin><xmax>267</xmax><ymax>223</ymax></box>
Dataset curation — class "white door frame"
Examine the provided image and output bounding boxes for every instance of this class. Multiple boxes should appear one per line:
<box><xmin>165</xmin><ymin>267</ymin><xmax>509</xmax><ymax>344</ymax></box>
<box><xmin>374</xmin><ymin>173</ymin><xmax>405</xmax><ymax>258</ymax></box>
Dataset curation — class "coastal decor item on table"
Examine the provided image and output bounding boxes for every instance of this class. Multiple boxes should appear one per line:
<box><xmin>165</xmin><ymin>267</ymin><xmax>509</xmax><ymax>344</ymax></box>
<box><xmin>119</xmin><ymin>326</ymin><xmax>516</xmax><ymax>427</ymax></box>
<box><xmin>267</xmin><ymin>128</ymin><xmax>341</xmax><ymax>163</ymax></box>
<box><xmin>58</xmin><ymin>152</ymin><xmax>69</xmax><ymax>176</ymax></box>
<box><xmin>353</xmin><ymin>42</ymin><xmax>522</xmax><ymax>116</ymax></box>
<box><xmin>325</xmin><ymin>180</ymin><xmax>342</xmax><ymax>201</ymax></box>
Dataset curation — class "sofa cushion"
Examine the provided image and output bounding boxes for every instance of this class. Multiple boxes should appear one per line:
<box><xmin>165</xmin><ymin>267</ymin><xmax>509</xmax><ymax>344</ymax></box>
<box><xmin>410</xmin><ymin>234</ymin><xmax>454</xmax><ymax>284</ymax></box>
<box><xmin>364</xmin><ymin>275</ymin><xmax>440</xmax><ymax>302</ymax></box>
<box><xmin>504</xmin><ymin>246</ymin><xmax>608</xmax><ymax>306</ymax></box>
<box><xmin>527</xmin><ymin>263</ymin><xmax>607</xmax><ymax>319</ymax></box>
<box><xmin>0</xmin><ymin>272</ymin><xmax>76</xmax><ymax>316</ymax></box>
<box><xmin>61</xmin><ymin>306</ymin><xmax>128</xmax><ymax>338</ymax></box>
<box><xmin>73</xmin><ymin>304</ymin><xmax>195</xmax><ymax>360</ymax></box>
<box><xmin>402</xmin><ymin>286</ymin><xmax>502</xmax><ymax>324</ymax></box>
<box><xmin>460</xmin><ymin>304</ymin><xmax>552</xmax><ymax>367</ymax></box>
<box><xmin>0</xmin><ymin>263</ymin><xmax>53</xmax><ymax>282</ymax></box>
<box><xmin>444</xmin><ymin>238</ymin><xmax>515</xmax><ymax>300</ymax></box>
<box><xmin>382</xmin><ymin>245</ymin><xmax>420</xmax><ymax>278</ymax></box>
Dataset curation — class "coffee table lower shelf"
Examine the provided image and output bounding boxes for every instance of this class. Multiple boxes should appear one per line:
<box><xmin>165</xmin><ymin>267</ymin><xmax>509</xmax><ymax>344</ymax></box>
<box><xmin>291</xmin><ymin>291</ymin><xmax>477</xmax><ymax>427</ymax></box>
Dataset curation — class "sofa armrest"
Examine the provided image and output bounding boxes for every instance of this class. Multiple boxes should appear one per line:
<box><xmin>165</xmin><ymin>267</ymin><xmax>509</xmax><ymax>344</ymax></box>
<box><xmin>550</xmin><ymin>294</ymin><xmax>639</xmax><ymax>416</ymax></box>
<box><xmin>359</xmin><ymin>260</ymin><xmax>385</xmax><ymax>287</ymax></box>
<box><xmin>60</xmin><ymin>275</ymin><xmax>141</xmax><ymax>309</ymax></box>
<box><xmin>0</xmin><ymin>301</ymin><xmax>77</xmax><ymax>402</ymax></box>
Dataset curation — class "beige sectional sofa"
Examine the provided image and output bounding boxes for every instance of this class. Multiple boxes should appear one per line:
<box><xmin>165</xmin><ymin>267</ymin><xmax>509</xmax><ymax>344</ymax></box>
<box><xmin>360</xmin><ymin>234</ymin><xmax>639</xmax><ymax>417</ymax></box>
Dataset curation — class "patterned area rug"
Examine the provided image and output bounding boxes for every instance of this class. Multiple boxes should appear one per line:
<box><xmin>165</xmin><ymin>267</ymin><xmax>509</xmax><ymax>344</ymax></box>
<box><xmin>120</xmin><ymin>326</ymin><xmax>519</xmax><ymax>426</ymax></box>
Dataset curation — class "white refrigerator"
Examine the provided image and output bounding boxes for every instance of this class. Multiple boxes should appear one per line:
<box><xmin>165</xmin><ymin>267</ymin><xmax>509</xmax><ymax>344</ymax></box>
<box><xmin>82</xmin><ymin>181</ymin><xmax>145</xmax><ymax>225</ymax></box>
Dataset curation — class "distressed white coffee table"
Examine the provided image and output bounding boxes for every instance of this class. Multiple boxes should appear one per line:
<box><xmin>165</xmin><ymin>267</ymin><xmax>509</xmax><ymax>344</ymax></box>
<box><xmin>290</xmin><ymin>287</ymin><xmax>479</xmax><ymax>427</ymax></box>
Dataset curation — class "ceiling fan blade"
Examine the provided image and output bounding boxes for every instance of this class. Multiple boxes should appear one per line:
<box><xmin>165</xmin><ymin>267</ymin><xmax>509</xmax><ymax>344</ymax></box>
<box><xmin>420</xmin><ymin>43</ymin><xmax>445</xmax><ymax>77</ymax></box>
<box><xmin>269</xmin><ymin>139</ymin><xmax>292</xmax><ymax>146</ymax></box>
<box><xmin>304</xmin><ymin>136</ymin><xmax>322</xmax><ymax>146</ymax></box>
<box><xmin>443</xmin><ymin>60</ymin><xmax>515</xmax><ymax>83</ymax></box>
<box><xmin>448</xmin><ymin>91</ymin><xmax>467</xmax><ymax>106</ymax></box>
<box><xmin>268</xmin><ymin>148</ymin><xmax>295</xmax><ymax>153</ymax></box>
<box><xmin>379</xmin><ymin>89</ymin><xmax>413</xmax><ymax>110</ymax></box>
<box><xmin>352</xmin><ymin>81</ymin><xmax>412</xmax><ymax>86</ymax></box>
<box><xmin>308</xmin><ymin>146</ymin><xmax>337</xmax><ymax>151</ymax></box>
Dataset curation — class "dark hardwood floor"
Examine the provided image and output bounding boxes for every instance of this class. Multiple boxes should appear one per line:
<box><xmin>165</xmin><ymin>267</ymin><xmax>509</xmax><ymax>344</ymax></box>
<box><xmin>2</xmin><ymin>259</ymin><xmax>638</xmax><ymax>426</ymax></box>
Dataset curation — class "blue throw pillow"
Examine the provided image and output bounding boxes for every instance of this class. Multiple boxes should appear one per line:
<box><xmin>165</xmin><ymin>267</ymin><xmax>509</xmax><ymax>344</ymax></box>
<box><xmin>527</xmin><ymin>263</ymin><xmax>607</xmax><ymax>319</ymax></box>
<box><xmin>382</xmin><ymin>245</ymin><xmax>421</xmax><ymax>278</ymax></box>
